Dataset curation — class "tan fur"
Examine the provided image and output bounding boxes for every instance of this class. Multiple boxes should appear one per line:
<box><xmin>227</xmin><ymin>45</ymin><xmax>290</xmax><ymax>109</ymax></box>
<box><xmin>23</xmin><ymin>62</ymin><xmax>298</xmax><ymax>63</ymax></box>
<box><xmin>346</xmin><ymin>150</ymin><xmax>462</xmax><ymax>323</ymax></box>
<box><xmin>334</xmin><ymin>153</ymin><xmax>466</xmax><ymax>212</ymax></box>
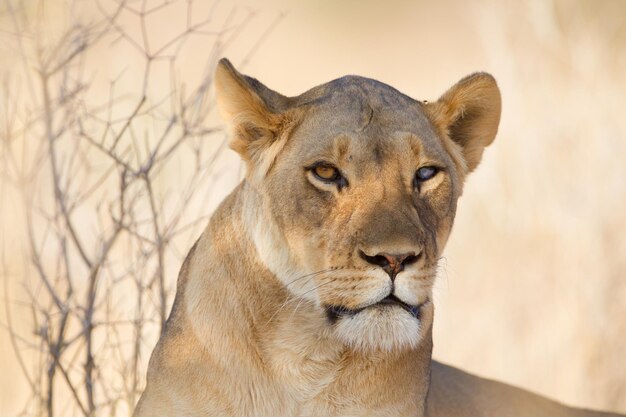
<box><xmin>134</xmin><ymin>59</ymin><xmax>624</xmax><ymax>417</ymax></box>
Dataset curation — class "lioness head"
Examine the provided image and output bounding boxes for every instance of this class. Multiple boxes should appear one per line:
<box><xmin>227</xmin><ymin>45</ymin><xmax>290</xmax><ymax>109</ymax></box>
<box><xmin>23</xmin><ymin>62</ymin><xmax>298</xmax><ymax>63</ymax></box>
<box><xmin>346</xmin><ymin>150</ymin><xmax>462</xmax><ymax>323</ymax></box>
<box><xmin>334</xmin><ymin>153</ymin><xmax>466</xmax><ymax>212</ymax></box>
<box><xmin>215</xmin><ymin>59</ymin><xmax>500</xmax><ymax>353</ymax></box>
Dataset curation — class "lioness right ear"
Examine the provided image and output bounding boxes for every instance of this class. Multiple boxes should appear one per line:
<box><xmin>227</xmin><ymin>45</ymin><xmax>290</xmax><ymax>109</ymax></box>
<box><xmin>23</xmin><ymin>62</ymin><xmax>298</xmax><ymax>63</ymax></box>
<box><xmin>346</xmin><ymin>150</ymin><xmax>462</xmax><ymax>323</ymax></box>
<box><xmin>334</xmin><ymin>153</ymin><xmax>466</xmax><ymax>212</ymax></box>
<box><xmin>214</xmin><ymin>58</ymin><xmax>290</xmax><ymax>164</ymax></box>
<box><xmin>424</xmin><ymin>73</ymin><xmax>501</xmax><ymax>174</ymax></box>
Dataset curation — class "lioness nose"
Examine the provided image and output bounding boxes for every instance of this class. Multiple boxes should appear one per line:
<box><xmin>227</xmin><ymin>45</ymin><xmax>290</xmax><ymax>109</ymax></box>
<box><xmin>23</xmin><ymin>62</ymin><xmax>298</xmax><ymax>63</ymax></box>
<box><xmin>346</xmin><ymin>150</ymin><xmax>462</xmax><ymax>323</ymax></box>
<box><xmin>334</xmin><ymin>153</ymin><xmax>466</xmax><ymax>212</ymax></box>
<box><xmin>359</xmin><ymin>251</ymin><xmax>420</xmax><ymax>280</ymax></box>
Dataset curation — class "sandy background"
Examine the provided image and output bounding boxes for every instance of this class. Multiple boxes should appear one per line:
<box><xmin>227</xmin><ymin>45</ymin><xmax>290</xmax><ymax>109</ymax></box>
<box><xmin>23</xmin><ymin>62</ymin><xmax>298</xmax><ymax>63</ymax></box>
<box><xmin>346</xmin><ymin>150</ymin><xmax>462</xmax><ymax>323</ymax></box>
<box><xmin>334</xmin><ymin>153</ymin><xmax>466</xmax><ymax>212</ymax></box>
<box><xmin>1</xmin><ymin>0</ymin><xmax>625</xmax><ymax>415</ymax></box>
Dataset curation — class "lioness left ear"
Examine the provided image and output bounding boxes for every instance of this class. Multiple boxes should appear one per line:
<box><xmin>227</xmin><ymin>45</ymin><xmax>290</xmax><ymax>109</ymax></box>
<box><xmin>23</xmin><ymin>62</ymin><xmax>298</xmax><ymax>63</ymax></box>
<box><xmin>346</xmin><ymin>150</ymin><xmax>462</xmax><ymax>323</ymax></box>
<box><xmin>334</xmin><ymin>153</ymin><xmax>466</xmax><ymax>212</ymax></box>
<box><xmin>424</xmin><ymin>73</ymin><xmax>501</xmax><ymax>174</ymax></box>
<box><xmin>214</xmin><ymin>58</ymin><xmax>292</xmax><ymax>165</ymax></box>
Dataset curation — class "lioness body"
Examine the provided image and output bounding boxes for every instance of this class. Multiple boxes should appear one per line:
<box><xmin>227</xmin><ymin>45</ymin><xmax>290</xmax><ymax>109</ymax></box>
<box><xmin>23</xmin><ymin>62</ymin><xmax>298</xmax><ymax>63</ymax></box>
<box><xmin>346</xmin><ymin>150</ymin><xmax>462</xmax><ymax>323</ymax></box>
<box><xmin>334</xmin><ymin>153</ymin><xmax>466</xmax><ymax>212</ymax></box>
<box><xmin>134</xmin><ymin>60</ymin><xmax>625</xmax><ymax>417</ymax></box>
<box><xmin>135</xmin><ymin>187</ymin><xmax>624</xmax><ymax>417</ymax></box>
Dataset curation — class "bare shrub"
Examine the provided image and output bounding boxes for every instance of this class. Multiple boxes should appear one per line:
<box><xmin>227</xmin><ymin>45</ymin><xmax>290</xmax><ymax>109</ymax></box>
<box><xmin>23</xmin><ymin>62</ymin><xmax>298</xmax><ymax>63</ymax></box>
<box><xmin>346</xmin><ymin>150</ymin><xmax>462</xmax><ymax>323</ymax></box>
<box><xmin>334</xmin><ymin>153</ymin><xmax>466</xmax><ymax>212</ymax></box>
<box><xmin>0</xmin><ymin>1</ymin><xmax>278</xmax><ymax>415</ymax></box>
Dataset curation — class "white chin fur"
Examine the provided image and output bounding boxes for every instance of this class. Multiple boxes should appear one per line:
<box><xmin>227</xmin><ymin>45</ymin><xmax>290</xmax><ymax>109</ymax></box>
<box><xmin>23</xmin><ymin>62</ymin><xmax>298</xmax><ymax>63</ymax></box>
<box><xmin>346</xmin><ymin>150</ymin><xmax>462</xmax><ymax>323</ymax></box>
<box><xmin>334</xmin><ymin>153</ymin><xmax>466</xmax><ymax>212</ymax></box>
<box><xmin>333</xmin><ymin>306</ymin><xmax>423</xmax><ymax>353</ymax></box>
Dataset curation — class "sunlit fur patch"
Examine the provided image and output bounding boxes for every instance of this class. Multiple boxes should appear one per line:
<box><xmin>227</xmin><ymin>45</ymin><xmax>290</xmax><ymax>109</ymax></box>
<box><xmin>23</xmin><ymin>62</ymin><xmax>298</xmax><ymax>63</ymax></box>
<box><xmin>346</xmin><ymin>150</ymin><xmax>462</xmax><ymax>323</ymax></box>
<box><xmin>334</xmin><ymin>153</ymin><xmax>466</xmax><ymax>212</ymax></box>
<box><xmin>333</xmin><ymin>305</ymin><xmax>424</xmax><ymax>352</ymax></box>
<box><xmin>243</xmin><ymin>191</ymin><xmax>320</xmax><ymax>301</ymax></box>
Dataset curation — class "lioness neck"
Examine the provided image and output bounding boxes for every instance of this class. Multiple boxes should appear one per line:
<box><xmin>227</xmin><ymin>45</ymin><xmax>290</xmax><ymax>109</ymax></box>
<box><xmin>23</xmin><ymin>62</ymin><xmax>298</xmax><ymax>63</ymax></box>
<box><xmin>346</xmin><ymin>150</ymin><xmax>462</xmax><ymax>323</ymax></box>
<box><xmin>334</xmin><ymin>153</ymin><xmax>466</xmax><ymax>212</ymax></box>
<box><xmin>140</xmin><ymin>183</ymin><xmax>433</xmax><ymax>417</ymax></box>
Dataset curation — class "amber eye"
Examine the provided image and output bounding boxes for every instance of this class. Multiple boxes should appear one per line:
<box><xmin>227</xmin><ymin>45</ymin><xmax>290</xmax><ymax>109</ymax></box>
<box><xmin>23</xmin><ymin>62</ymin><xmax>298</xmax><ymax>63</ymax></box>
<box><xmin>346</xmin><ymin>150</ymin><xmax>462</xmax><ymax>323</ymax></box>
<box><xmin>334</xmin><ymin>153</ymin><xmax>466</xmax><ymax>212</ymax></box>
<box><xmin>308</xmin><ymin>163</ymin><xmax>348</xmax><ymax>188</ymax></box>
<box><xmin>313</xmin><ymin>165</ymin><xmax>339</xmax><ymax>181</ymax></box>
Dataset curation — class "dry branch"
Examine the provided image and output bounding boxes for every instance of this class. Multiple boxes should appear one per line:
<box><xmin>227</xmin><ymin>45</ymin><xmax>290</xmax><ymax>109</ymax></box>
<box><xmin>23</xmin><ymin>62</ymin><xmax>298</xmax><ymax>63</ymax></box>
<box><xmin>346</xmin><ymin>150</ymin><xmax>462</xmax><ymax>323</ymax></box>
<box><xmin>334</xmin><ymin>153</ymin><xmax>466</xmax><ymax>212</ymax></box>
<box><xmin>0</xmin><ymin>1</ymin><xmax>279</xmax><ymax>416</ymax></box>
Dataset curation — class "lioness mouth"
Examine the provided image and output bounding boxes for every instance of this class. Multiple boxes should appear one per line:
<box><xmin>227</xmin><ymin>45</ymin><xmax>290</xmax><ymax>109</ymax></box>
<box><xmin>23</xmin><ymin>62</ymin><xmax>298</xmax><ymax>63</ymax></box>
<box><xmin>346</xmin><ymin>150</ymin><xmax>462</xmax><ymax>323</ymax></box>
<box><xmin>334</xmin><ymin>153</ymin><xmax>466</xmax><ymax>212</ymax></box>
<box><xmin>325</xmin><ymin>295</ymin><xmax>422</xmax><ymax>322</ymax></box>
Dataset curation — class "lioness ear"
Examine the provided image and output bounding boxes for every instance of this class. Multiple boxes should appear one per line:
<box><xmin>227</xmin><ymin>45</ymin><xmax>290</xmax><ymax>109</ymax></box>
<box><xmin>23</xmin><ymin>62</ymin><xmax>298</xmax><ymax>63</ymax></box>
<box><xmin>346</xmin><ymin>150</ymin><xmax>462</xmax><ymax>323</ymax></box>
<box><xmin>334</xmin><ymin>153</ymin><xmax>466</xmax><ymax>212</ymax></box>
<box><xmin>424</xmin><ymin>73</ymin><xmax>501</xmax><ymax>174</ymax></box>
<box><xmin>214</xmin><ymin>58</ymin><xmax>290</xmax><ymax>163</ymax></box>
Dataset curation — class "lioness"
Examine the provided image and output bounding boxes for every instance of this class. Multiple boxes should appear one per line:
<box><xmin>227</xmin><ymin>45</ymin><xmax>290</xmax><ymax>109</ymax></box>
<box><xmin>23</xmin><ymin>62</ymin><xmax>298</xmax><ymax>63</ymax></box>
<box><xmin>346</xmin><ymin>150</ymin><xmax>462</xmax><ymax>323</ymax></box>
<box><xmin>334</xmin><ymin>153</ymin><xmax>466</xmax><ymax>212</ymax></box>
<box><xmin>134</xmin><ymin>59</ymin><xmax>625</xmax><ymax>417</ymax></box>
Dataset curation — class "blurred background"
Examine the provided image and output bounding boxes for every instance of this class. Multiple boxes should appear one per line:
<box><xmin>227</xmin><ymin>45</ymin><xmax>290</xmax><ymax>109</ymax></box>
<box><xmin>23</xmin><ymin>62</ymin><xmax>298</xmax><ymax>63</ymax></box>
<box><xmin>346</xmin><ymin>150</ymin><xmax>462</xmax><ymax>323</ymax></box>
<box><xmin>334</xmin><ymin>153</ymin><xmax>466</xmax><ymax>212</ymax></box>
<box><xmin>1</xmin><ymin>0</ymin><xmax>625</xmax><ymax>415</ymax></box>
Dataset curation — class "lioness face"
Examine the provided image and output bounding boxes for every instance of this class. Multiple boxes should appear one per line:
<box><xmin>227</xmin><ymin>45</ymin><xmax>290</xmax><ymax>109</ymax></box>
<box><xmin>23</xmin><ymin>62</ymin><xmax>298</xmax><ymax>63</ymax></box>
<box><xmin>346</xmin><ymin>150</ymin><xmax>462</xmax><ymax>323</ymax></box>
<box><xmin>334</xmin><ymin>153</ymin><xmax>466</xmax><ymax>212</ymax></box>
<box><xmin>262</xmin><ymin>91</ymin><xmax>459</xmax><ymax>351</ymax></box>
<box><xmin>216</xmin><ymin>60</ymin><xmax>501</xmax><ymax>352</ymax></box>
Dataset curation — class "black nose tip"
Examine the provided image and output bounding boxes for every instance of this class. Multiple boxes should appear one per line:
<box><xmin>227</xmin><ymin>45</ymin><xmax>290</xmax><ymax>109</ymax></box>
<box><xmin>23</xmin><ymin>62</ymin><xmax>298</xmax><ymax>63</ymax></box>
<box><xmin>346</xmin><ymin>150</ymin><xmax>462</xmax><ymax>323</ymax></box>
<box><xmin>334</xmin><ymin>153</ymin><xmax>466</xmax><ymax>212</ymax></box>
<box><xmin>359</xmin><ymin>251</ymin><xmax>420</xmax><ymax>280</ymax></box>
